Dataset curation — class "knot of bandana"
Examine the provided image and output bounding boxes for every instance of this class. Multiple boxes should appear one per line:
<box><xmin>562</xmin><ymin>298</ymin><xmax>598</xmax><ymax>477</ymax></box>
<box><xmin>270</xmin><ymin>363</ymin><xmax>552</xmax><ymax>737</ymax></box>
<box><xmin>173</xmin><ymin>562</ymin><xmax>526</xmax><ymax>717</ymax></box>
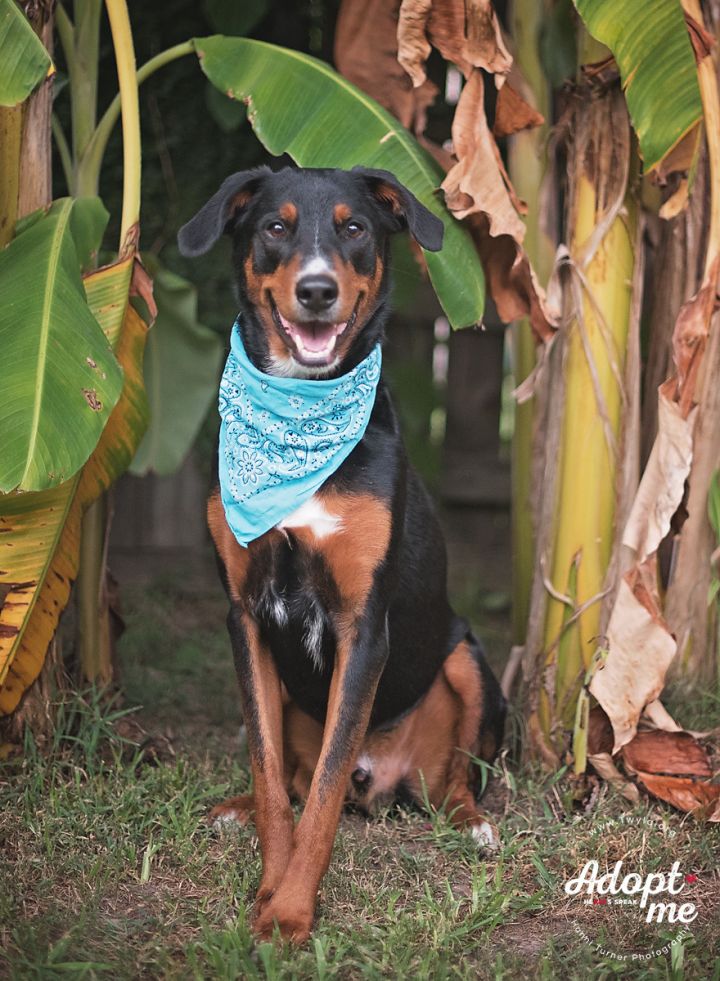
<box><xmin>218</xmin><ymin>322</ymin><xmax>382</xmax><ymax>547</ymax></box>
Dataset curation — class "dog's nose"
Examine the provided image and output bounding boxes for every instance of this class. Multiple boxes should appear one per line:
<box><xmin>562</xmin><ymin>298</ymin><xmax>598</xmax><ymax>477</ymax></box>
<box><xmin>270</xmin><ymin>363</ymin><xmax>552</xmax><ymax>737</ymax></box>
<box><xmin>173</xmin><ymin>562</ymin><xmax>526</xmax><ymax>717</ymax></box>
<box><xmin>296</xmin><ymin>274</ymin><xmax>338</xmax><ymax>312</ymax></box>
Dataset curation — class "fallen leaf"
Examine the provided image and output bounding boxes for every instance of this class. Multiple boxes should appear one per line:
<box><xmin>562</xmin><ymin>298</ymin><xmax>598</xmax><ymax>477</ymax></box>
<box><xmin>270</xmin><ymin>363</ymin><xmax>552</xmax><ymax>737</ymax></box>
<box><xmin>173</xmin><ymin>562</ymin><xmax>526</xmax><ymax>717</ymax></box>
<box><xmin>621</xmin><ymin>730</ymin><xmax>713</xmax><ymax>778</ymax></box>
<box><xmin>334</xmin><ymin>0</ymin><xmax>438</xmax><ymax>135</ymax></box>
<box><xmin>587</xmin><ymin>751</ymin><xmax>640</xmax><ymax>803</ymax></box>
<box><xmin>632</xmin><ymin>770</ymin><xmax>720</xmax><ymax>819</ymax></box>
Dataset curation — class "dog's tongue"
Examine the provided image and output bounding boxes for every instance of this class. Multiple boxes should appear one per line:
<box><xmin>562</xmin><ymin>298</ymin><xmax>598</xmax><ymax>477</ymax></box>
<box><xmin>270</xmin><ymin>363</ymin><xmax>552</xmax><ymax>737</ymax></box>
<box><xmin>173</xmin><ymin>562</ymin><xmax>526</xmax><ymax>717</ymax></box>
<box><xmin>279</xmin><ymin>312</ymin><xmax>347</xmax><ymax>362</ymax></box>
<box><xmin>298</xmin><ymin>322</ymin><xmax>337</xmax><ymax>352</ymax></box>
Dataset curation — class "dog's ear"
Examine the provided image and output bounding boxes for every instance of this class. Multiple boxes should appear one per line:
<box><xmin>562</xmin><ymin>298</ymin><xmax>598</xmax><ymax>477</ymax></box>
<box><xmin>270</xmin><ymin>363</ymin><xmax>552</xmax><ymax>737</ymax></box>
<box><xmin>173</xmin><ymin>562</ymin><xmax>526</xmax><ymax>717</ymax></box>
<box><xmin>352</xmin><ymin>167</ymin><xmax>444</xmax><ymax>252</ymax></box>
<box><xmin>177</xmin><ymin>167</ymin><xmax>272</xmax><ymax>257</ymax></box>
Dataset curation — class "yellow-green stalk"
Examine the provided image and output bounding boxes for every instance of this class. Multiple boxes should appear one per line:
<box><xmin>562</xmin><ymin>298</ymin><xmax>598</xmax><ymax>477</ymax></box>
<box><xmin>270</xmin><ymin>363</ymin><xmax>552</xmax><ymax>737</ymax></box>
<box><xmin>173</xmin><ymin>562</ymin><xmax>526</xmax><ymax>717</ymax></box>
<box><xmin>76</xmin><ymin>0</ymin><xmax>142</xmax><ymax>682</ymax></box>
<box><xmin>508</xmin><ymin>0</ymin><xmax>554</xmax><ymax>646</ymax></box>
<box><xmin>527</xmin><ymin>33</ymin><xmax>639</xmax><ymax>764</ymax></box>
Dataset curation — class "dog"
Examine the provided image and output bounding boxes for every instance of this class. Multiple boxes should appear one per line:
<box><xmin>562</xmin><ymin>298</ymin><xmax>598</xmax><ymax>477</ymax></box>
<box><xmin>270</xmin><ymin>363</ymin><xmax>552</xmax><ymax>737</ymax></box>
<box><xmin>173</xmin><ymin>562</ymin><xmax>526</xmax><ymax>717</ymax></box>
<box><xmin>178</xmin><ymin>165</ymin><xmax>506</xmax><ymax>943</ymax></box>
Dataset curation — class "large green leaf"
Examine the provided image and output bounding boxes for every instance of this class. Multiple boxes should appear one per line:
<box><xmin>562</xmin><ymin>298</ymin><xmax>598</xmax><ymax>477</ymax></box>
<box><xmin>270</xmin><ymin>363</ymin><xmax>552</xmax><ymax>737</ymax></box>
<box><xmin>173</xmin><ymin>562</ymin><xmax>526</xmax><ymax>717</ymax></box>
<box><xmin>130</xmin><ymin>262</ymin><xmax>223</xmax><ymax>476</ymax></box>
<box><xmin>0</xmin><ymin>257</ymin><xmax>149</xmax><ymax>715</ymax></box>
<box><xmin>0</xmin><ymin>0</ymin><xmax>53</xmax><ymax>107</ymax></box>
<box><xmin>573</xmin><ymin>0</ymin><xmax>702</xmax><ymax>171</ymax></box>
<box><xmin>0</xmin><ymin>198</ymin><xmax>123</xmax><ymax>493</ymax></box>
<box><xmin>192</xmin><ymin>36</ymin><xmax>485</xmax><ymax>329</ymax></box>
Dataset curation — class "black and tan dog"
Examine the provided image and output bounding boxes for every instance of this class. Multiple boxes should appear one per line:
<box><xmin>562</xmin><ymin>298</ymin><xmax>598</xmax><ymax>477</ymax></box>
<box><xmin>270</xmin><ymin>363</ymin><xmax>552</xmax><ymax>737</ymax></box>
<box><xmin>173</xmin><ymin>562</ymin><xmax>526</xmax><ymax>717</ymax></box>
<box><xmin>178</xmin><ymin>166</ymin><xmax>506</xmax><ymax>942</ymax></box>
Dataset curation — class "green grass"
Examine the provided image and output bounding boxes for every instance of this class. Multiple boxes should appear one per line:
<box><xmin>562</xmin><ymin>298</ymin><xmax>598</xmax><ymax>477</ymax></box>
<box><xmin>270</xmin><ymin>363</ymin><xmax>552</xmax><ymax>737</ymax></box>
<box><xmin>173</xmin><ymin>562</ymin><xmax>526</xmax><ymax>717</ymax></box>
<box><xmin>1</xmin><ymin>573</ymin><xmax>719</xmax><ymax>979</ymax></box>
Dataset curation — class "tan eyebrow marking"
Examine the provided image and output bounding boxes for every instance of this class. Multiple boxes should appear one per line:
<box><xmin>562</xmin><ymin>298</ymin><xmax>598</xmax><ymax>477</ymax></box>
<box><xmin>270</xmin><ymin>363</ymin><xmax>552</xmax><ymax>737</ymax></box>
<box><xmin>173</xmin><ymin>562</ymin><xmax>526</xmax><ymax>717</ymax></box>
<box><xmin>278</xmin><ymin>202</ymin><xmax>298</xmax><ymax>224</ymax></box>
<box><xmin>333</xmin><ymin>203</ymin><xmax>353</xmax><ymax>224</ymax></box>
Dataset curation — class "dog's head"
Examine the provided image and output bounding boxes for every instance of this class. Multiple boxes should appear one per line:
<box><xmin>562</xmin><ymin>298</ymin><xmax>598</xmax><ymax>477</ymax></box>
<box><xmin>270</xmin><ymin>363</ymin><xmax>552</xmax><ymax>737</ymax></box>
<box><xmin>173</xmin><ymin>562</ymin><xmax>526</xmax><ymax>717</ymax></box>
<box><xmin>178</xmin><ymin>166</ymin><xmax>443</xmax><ymax>377</ymax></box>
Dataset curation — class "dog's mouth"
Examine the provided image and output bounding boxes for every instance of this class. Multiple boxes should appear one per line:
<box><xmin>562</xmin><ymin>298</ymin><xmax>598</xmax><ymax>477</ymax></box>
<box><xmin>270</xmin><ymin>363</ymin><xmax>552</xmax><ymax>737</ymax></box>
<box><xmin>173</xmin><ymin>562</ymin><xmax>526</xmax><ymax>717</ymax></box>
<box><xmin>270</xmin><ymin>295</ymin><xmax>360</xmax><ymax>367</ymax></box>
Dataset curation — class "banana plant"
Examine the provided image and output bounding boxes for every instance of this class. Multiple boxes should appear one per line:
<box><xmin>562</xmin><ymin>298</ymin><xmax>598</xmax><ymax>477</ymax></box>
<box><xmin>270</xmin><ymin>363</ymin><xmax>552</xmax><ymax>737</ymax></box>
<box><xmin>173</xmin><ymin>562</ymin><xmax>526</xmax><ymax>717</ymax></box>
<box><xmin>0</xmin><ymin>2</ymin><xmax>487</xmax><ymax>717</ymax></box>
<box><xmin>520</xmin><ymin>0</ymin><xmax>707</xmax><ymax>767</ymax></box>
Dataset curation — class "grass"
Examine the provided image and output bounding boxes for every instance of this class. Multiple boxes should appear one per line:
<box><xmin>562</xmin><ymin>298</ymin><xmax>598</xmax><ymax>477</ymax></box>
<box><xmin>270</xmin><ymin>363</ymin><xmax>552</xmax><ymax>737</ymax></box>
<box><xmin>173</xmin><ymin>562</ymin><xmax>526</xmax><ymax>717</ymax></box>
<box><xmin>1</xmin><ymin>570</ymin><xmax>719</xmax><ymax>980</ymax></box>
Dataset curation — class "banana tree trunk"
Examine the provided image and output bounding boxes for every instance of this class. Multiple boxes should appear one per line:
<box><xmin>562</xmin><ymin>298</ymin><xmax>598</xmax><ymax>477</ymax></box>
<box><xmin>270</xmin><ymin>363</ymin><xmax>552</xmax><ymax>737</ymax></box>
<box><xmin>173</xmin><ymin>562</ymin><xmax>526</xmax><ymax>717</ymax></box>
<box><xmin>521</xmin><ymin>58</ymin><xmax>641</xmax><ymax>766</ymax></box>
<box><xmin>507</xmin><ymin>0</ymin><xmax>554</xmax><ymax>651</ymax></box>
<box><xmin>663</xmin><ymin>2</ymin><xmax>720</xmax><ymax>689</ymax></box>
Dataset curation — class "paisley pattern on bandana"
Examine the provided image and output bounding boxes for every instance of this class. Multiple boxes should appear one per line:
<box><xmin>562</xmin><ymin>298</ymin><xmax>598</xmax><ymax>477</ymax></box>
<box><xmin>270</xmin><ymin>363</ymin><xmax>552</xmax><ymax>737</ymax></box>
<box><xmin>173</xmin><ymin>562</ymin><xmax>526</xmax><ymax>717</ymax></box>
<box><xmin>218</xmin><ymin>322</ymin><xmax>382</xmax><ymax>547</ymax></box>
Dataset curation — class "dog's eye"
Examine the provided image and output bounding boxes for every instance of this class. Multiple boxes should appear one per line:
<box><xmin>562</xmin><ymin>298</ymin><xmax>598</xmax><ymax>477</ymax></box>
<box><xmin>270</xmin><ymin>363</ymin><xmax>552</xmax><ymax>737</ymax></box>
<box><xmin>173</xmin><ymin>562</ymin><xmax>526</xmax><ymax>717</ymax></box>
<box><xmin>345</xmin><ymin>221</ymin><xmax>364</xmax><ymax>238</ymax></box>
<box><xmin>266</xmin><ymin>221</ymin><xmax>286</xmax><ymax>238</ymax></box>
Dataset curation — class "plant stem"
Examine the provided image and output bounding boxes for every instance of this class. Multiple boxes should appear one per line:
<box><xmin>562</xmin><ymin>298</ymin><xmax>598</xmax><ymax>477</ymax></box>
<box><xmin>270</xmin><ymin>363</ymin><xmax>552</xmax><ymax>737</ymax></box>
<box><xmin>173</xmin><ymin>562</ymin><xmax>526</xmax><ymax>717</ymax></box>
<box><xmin>78</xmin><ymin>42</ymin><xmax>194</xmax><ymax>204</ymax></box>
<box><xmin>51</xmin><ymin>113</ymin><xmax>74</xmax><ymax>193</ymax></box>
<box><xmin>77</xmin><ymin>496</ymin><xmax>112</xmax><ymax>684</ymax></box>
<box><xmin>508</xmin><ymin>0</ymin><xmax>554</xmax><ymax>647</ymax></box>
<box><xmin>72</xmin><ymin>0</ymin><xmax>101</xmax><ymax>165</ymax></box>
<box><xmin>103</xmin><ymin>0</ymin><xmax>143</xmax><ymax>253</ymax></box>
<box><xmin>54</xmin><ymin>4</ymin><xmax>76</xmax><ymax>77</ymax></box>
<box><xmin>57</xmin><ymin>0</ymin><xmax>103</xmax><ymax>196</ymax></box>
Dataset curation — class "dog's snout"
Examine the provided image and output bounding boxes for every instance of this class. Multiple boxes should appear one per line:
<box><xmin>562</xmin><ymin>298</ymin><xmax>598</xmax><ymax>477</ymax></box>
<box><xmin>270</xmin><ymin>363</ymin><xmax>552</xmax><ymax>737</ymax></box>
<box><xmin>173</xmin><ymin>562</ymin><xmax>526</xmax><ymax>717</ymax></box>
<box><xmin>296</xmin><ymin>274</ymin><xmax>338</xmax><ymax>312</ymax></box>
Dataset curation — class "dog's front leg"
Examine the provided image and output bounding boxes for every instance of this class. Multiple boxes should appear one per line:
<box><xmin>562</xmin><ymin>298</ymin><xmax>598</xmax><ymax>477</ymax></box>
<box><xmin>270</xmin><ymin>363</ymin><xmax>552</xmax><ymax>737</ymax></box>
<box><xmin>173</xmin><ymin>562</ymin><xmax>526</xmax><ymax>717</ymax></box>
<box><xmin>253</xmin><ymin>613</ymin><xmax>388</xmax><ymax>943</ymax></box>
<box><xmin>227</xmin><ymin>604</ymin><xmax>295</xmax><ymax>913</ymax></box>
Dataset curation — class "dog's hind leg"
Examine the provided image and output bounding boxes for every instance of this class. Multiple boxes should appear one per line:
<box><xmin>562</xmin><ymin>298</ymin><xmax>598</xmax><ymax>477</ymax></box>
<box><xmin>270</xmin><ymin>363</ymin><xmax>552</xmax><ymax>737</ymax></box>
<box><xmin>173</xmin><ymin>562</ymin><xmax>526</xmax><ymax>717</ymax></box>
<box><xmin>437</xmin><ymin>635</ymin><xmax>503</xmax><ymax>850</ymax></box>
<box><xmin>210</xmin><ymin>793</ymin><xmax>255</xmax><ymax>826</ymax></box>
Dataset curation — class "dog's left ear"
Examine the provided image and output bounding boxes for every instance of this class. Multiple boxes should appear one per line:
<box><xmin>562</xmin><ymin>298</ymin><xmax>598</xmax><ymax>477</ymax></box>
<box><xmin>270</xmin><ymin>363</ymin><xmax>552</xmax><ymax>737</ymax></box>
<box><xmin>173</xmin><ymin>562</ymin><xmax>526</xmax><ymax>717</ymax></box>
<box><xmin>353</xmin><ymin>167</ymin><xmax>444</xmax><ymax>252</ymax></box>
<box><xmin>177</xmin><ymin>166</ymin><xmax>272</xmax><ymax>257</ymax></box>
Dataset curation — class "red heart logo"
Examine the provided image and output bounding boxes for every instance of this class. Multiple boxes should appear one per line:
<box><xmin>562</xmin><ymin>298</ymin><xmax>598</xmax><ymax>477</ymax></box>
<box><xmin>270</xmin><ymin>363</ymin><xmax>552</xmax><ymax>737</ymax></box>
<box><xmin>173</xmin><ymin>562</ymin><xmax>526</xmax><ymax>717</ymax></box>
<box><xmin>685</xmin><ymin>873</ymin><xmax>698</xmax><ymax>883</ymax></box>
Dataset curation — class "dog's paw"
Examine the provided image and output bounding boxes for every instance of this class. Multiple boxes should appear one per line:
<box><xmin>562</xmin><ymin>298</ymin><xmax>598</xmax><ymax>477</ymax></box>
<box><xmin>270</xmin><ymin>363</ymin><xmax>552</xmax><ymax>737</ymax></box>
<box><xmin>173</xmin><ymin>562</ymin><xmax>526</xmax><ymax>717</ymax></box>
<box><xmin>469</xmin><ymin>819</ymin><xmax>500</xmax><ymax>852</ymax></box>
<box><xmin>253</xmin><ymin>899</ymin><xmax>313</xmax><ymax>944</ymax></box>
<box><xmin>209</xmin><ymin>794</ymin><xmax>254</xmax><ymax>830</ymax></box>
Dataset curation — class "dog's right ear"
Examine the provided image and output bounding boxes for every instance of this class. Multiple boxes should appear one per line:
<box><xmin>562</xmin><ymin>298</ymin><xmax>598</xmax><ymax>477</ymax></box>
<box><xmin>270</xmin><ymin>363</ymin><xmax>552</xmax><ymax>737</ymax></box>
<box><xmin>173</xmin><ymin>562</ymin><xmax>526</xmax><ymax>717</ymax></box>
<box><xmin>177</xmin><ymin>167</ymin><xmax>271</xmax><ymax>257</ymax></box>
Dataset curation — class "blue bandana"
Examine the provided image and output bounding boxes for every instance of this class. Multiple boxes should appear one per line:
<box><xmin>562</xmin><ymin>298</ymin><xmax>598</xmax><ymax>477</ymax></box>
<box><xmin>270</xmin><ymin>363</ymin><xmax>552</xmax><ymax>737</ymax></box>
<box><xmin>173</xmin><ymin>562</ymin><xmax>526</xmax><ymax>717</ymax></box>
<box><xmin>218</xmin><ymin>322</ymin><xmax>382</xmax><ymax>546</ymax></box>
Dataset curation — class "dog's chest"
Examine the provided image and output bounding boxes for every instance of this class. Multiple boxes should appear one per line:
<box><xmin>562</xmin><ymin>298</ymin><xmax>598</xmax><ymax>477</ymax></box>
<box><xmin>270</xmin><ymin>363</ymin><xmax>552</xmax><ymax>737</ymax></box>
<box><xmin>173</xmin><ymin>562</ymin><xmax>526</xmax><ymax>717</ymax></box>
<box><xmin>249</xmin><ymin>494</ymin><xmax>342</xmax><ymax>683</ymax></box>
<box><xmin>276</xmin><ymin>495</ymin><xmax>343</xmax><ymax>538</ymax></box>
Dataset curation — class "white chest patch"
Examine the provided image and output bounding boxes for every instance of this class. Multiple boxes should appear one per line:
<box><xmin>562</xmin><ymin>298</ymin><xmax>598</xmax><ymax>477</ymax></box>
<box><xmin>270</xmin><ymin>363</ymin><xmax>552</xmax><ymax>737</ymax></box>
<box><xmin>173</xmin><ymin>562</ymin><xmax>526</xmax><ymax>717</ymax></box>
<box><xmin>277</xmin><ymin>495</ymin><xmax>343</xmax><ymax>538</ymax></box>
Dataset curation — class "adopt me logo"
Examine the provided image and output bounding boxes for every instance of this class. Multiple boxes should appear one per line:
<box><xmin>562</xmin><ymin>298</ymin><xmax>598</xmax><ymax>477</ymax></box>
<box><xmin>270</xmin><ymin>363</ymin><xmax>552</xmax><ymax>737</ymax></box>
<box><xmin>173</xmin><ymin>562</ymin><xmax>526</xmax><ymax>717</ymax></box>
<box><xmin>564</xmin><ymin>816</ymin><xmax>699</xmax><ymax>962</ymax></box>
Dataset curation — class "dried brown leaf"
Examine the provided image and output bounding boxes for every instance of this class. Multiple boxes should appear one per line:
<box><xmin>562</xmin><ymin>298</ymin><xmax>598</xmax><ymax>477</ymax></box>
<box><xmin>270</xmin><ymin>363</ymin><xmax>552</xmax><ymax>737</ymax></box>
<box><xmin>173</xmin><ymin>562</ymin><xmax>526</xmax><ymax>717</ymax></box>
<box><xmin>623</xmin><ymin>383</ymin><xmax>696</xmax><ymax>563</ymax></box>
<box><xmin>621</xmin><ymin>730</ymin><xmax>713</xmax><ymax>778</ymax></box>
<box><xmin>684</xmin><ymin>12</ymin><xmax>716</xmax><ymax>64</ymax></box>
<box><xmin>587</xmin><ymin>705</ymin><xmax>613</xmax><ymax>756</ymax></box>
<box><xmin>471</xmin><ymin>214</ymin><xmax>558</xmax><ymax>342</ymax></box>
<box><xmin>397</xmin><ymin>0</ymin><xmax>433</xmax><ymax>87</ymax></box>
<box><xmin>397</xmin><ymin>0</ymin><xmax>512</xmax><ymax>87</ymax></box>
<box><xmin>442</xmin><ymin>71</ymin><xmax>526</xmax><ymax>235</ymax></box>
<box><xmin>334</xmin><ymin>0</ymin><xmax>437</xmax><ymax>134</ymax></box>
<box><xmin>130</xmin><ymin>257</ymin><xmax>157</xmax><ymax>324</ymax></box>
<box><xmin>587</xmin><ymin>752</ymin><xmax>640</xmax><ymax>803</ymax></box>
<box><xmin>632</xmin><ymin>770</ymin><xmax>720</xmax><ymax>819</ymax></box>
<box><xmin>590</xmin><ymin>571</ymin><xmax>677</xmax><ymax>753</ymax></box>
<box><xmin>493</xmin><ymin>82</ymin><xmax>544</xmax><ymax>138</ymax></box>
<box><xmin>671</xmin><ymin>268</ymin><xmax>719</xmax><ymax>417</ymax></box>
